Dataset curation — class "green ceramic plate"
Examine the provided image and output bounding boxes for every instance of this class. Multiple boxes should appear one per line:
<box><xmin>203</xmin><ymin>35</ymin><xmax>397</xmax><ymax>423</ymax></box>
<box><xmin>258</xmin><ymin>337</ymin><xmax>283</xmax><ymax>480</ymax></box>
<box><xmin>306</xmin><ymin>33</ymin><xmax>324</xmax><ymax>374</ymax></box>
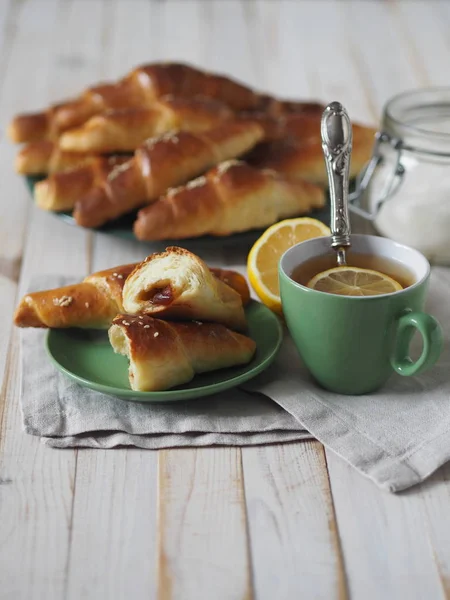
<box><xmin>25</xmin><ymin>175</ymin><xmax>330</xmax><ymax>249</ymax></box>
<box><xmin>45</xmin><ymin>301</ymin><xmax>283</xmax><ymax>402</ymax></box>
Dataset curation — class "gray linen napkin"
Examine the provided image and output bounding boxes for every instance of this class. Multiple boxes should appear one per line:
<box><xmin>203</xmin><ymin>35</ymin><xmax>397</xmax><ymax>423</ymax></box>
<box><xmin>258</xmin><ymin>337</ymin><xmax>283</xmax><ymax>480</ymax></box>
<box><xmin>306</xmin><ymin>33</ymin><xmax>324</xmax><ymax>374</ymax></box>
<box><xmin>20</xmin><ymin>270</ymin><xmax>450</xmax><ymax>492</ymax></box>
<box><xmin>245</xmin><ymin>267</ymin><xmax>450</xmax><ymax>492</ymax></box>
<box><xmin>20</xmin><ymin>276</ymin><xmax>308</xmax><ymax>450</ymax></box>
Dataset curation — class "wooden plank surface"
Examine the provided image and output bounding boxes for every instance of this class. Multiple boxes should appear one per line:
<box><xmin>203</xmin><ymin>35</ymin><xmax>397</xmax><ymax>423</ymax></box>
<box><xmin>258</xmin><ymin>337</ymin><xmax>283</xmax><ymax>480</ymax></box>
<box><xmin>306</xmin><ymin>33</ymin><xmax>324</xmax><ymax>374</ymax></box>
<box><xmin>0</xmin><ymin>1</ymin><xmax>98</xmax><ymax>598</ymax></box>
<box><xmin>1</xmin><ymin>1</ymin><xmax>450</xmax><ymax>599</ymax></box>
<box><xmin>327</xmin><ymin>452</ymin><xmax>446</xmax><ymax>600</ymax></box>
<box><xmin>66</xmin><ymin>450</ymin><xmax>158</xmax><ymax>600</ymax></box>
<box><xmin>243</xmin><ymin>442</ymin><xmax>347</xmax><ymax>600</ymax></box>
<box><xmin>157</xmin><ymin>448</ymin><xmax>252</xmax><ymax>600</ymax></box>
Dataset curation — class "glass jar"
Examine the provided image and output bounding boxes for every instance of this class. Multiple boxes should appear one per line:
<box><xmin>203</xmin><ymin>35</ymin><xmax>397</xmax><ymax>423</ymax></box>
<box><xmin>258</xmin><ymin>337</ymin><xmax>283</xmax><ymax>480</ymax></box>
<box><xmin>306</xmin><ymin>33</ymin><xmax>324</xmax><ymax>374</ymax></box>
<box><xmin>350</xmin><ymin>88</ymin><xmax>450</xmax><ymax>265</ymax></box>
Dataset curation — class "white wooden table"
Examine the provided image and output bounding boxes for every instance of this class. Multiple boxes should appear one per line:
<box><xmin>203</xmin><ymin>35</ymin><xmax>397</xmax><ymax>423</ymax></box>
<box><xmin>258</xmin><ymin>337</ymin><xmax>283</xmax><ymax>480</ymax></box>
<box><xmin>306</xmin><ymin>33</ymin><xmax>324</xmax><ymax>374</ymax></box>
<box><xmin>1</xmin><ymin>1</ymin><xmax>450</xmax><ymax>598</ymax></box>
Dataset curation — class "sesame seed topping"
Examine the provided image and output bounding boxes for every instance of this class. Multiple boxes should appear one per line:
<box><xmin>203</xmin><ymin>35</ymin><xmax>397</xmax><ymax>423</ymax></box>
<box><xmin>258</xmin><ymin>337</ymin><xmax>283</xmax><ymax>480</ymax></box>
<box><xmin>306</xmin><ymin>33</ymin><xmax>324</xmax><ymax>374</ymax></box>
<box><xmin>154</xmin><ymin>332</ymin><xmax>159</xmax><ymax>337</ymax></box>
<box><xmin>108</xmin><ymin>162</ymin><xmax>129</xmax><ymax>181</ymax></box>
<box><xmin>217</xmin><ymin>159</ymin><xmax>241</xmax><ymax>175</ymax></box>
<box><xmin>53</xmin><ymin>295</ymin><xmax>73</xmax><ymax>307</ymax></box>
<box><xmin>144</xmin><ymin>138</ymin><xmax>157</xmax><ymax>150</ymax></box>
<box><xmin>160</xmin><ymin>132</ymin><xmax>179</xmax><ymax>144</ymax></box>
<box><xmin>138</xmin><ymin>316</ymin><xmax>144</xmax><ymax>319</ymax></box>
<box><xmin>117</xmin><ymin>274</ymin><xmax>123</xmax><ymax>279</ymax></box>
<box><xmin>186</xmin><ymin>176</ymin><xmax>207</xmax><ymax>190</ymax></box>
<box><xmin>143</xmin><ymin>325</ymin><xmax>150</xmax><ymax>329</ymax></box>
<box><xmin>85</xmin><ymin>302</ymin><xmax>90</xmax><ymax>308</ymax></box>
<box><xmin>122</xmin><ymin>320</ymin><xmax>130</xmax><ymax>326</ymax></box>
<box><xmin>167</xmin><ymin>186</ymin><xmax>180</xmax><ymax>197</ymax></box>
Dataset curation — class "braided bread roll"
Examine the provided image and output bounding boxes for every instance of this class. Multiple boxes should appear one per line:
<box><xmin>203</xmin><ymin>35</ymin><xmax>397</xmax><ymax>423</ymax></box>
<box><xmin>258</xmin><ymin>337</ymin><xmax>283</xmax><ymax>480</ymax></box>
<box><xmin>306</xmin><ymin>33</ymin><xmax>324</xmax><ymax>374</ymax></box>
<box><xmin>247</xmin><ymin>123</ymin><xmax>377</xmax><ymax>185</ymax></box>
<box><xmin>73</xmin><ymin>121</ymin><xmax>264</xmax><ymax>228</ymax></box>
<box><xmin>15</xmin><ymin>141</ymin><xmax>103</xmax><ymax>175</ymax></box>
<box><xmin>109</xmin><ymin>314</ymin><xmax>256</xmax><ymax>392</ymax></box>
<box><xmin>34</xmin><ymin>156</ymin><xmax>129</xmax><ymax>211</ymax></box>
<box><xmin>13</xmin><ymin>264</ymin><xmax>135</xmax><ymax>329</ymax></box>
<box><xmin>13</xmin><ymin>263</ymin><xmax>250</xmax><ymax>329</ymax></box>
<box><xmin>58</xmin><ymin>96</ymin><xmax>234</xmax><ymax>153</ymax></box>
<box><xmin>123</xmin><ymin>247</ymin><xmax>247</xmax><ymax>331</ymax></box>
<box><xmin>8</xmin><ymin>63</ymin><xmax>263</xmax><ymax>143</ymax></box>
<box><xmin>133</xmin><ymin>160</ymin><xmax>325</xmax><ymax>241</ymax></box>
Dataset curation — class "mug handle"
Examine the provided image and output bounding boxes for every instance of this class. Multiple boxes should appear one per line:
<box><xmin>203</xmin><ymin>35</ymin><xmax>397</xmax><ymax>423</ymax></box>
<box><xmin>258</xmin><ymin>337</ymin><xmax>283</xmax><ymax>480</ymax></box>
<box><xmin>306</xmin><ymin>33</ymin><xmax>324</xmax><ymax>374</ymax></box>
<box><xmin>390</xmin><ymin>311</ymin><xmax>443</xmax><ymax>376</ymax></box>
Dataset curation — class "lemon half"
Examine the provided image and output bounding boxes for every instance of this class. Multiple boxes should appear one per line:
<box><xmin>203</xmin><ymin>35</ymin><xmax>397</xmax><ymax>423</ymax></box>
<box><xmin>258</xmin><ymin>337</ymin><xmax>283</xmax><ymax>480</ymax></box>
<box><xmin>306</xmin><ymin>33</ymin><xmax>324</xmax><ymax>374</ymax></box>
<box><xmin>247</xmin><ymin>218</ymin><xmax>330</xmax><ymax>313</ymax></box>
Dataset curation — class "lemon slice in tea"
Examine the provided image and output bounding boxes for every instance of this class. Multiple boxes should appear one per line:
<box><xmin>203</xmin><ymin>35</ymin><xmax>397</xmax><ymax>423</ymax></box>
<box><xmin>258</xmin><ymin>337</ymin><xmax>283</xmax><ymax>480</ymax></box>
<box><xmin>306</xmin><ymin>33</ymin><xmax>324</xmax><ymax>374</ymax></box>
<box><xmin>307</xmin><ymin>266</ymin><xmax>403</xmax><ymax>296</ymax></box>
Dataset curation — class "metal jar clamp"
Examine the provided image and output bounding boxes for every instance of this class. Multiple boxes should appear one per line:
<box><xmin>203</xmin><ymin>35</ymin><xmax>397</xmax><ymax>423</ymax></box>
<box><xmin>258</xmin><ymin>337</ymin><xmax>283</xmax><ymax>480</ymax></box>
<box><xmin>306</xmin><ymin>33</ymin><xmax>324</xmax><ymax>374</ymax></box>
<box><xmin>349</xmin><ymin>131</ymin><xmax>406</xmax><ymax>221</ymax></box>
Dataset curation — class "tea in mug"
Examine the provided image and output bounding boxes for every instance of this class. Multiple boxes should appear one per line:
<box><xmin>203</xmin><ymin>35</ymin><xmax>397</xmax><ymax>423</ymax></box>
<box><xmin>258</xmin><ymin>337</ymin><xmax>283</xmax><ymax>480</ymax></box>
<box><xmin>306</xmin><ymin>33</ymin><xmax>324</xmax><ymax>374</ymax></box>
<box><xmin>291</xmin><ymin>252</ymin><xmax>415</xmax><ymax>291</ymax></box>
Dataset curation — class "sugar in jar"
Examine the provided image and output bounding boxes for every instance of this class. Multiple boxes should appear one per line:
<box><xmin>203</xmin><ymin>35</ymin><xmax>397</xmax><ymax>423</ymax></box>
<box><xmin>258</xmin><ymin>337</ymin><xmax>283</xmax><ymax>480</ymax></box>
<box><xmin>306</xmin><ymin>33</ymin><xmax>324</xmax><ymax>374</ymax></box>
<box><xmin>351</xmin><ymin>88</ymin><xmax>450</xmax><ymax>265</ymax></box>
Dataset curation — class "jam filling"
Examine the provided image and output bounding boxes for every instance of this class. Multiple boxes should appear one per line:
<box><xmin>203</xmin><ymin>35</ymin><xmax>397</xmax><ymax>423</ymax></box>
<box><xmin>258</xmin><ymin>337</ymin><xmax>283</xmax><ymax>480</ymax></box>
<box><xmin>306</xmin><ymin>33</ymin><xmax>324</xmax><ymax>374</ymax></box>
<box><xmin>139</xmin><ymin>284</ymin><xmax>174</xmax><ymax>306</ymax></box>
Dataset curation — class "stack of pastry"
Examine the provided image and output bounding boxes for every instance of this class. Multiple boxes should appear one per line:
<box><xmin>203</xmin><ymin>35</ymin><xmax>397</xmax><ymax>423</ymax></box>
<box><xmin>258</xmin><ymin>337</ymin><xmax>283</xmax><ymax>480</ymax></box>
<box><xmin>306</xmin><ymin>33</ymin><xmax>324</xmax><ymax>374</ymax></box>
<box><xmin>9</xmin><ymin>62</ymin><xmax>377</xmax><ymax>240</ymax></box>
<box><xmin>14</xmin><ymin>247</ymin><xmax>256</xmax><ymax>392</ymax></box>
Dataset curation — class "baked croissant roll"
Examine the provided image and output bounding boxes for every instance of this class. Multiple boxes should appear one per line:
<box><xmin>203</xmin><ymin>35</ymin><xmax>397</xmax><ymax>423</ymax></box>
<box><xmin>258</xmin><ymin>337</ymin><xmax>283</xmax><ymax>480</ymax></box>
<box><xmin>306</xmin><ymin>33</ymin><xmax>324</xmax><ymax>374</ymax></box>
<box><xmin>211</xmin><ymin>268</ymin><xmax>251</xmax><ymax>307</ymax></box>
<box><xmin>73</xmin><ymin>121</ymin><xmax>264</xmax><ymax>228</ymax></box>
<box><xmin>238</xmin><ymin>110</ymin><xmax>325</xmax><ymax>142</ymax></box>
<box><xmin>249</xmin><ymin>97</ymin><xmax>324</xmax><ymax>118</ymax></box>
<box><xmin>58</xmin><ymin>97</ymin><xmax>234</xmax><ymax>153</ymax></box>
<box><xmin>134</xmin><ymin>160</ymin><xmax>325</xmax><ymax>241</ymax></box>
<box><xmin>247</xmin><ymin>123</ymin><xmax>377</xmax><ymax>186</ymax></box>
<box><xmin>14</xmin><ymin>264</ymin><xmax>135</xmax><ymax>329</ymax></box>
<box><xmin>123</xmin><ymin>247</ymin><xmax>247</xmax><ymax>332</ymax></box>
<box><xmin>109</xmin><ymin>314</ymin><xmax>256</xmax><ymax>392</ymax></box>
<box><xmin>13</xmin><ymin>262</ymin><xmax>250</xmax><ymax>329</ymax></box>
<box><xmin>8</xmin><ymin>62</ymin><xmax>325</xmax><ymax>144</ymax></box>
<box><xmin>8</xmin><ymin>63</ymin><xmax>263</xmax><ymax>143</ymax></box>
<box><xmin>15</xmin><ymin>141</ymin><xmax>102</xmax><ymax>175</ymax></box>
<box><xmin>35</xmin><ymin>156</ymin><xmax>129</xmax><ymax>211</ymax></box>
<box><xmin>59</xmin><ymin>99</ymin><xmax>325</xmax><ymax>154</ymax></box>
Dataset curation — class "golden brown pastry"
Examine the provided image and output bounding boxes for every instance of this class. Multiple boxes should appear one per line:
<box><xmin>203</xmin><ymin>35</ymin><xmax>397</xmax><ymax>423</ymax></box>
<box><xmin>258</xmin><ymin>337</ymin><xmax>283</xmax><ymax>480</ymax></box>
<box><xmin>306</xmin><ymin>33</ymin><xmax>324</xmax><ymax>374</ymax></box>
<box><xmin>58</xmin><ymin>96</ymin><xmax>234</xmax><ymax>153</ymax></box>
<box><xmin>249</xmin><ymin>96</ymin><xmax>324</xmax><ymax>118</ymax></box>
<box><xmin>13</xmin><ymin>264</ymin><xmax>135</xmax><ymax>329</ymax></box>
<box><xmin>247</xmin><ymin>123</ymin><xmax>377</xmax><ymax>185</ymax></box>
<box><xmin>109</xmin><ymin>314</ymin><xmax>256</xmax><ymax>392</ymax></box>
<box><xmin>13</xmin><ymin>262</ymin><xmax>250</xmax><ymax>329</ymax></box>
<box><xmin>123</xmin><ymin>247</ymin><xmax>247</xmax><ymax>332</ymax></box>
<box><xmin>14</xmin><ymin>141</ymin><xmax>102</xmax><ymax>175</ymax></box>
<box><xmin>134</xmin><ymin>160</ymin><xmax>325</xmax><ymax>241</ymax></box>
<box><xmin>34</xmin><ymin>156</ymin><xmax>129</xmax><ymax>211</ymax></box>
<box><xmin>8</xmin><ymin>62</ymin><xmax>324</xmax><ymax>143</ymax></box>
<box><xmin>236</xmin><ymin>110</ymin><xmax>325</xmax><ymax>142</ymax></box>
<box><xmin>59</xmin><ymin>100</ymin><xmax>326</xmax><ymax>154</ymax></box>
<box><xmin>211</xmin><ymin>268</ymin><xmax>251</xmax><ymax>307</ymax></box>
<box><xmin>8</xmin><ymin>63</ymin><xmax>263</xmax><ymax>142</ymax></box>
<box><xmin>73</xmin><ymin>121</ymin><xmax>264</xmax><ymax>228</ymax></box>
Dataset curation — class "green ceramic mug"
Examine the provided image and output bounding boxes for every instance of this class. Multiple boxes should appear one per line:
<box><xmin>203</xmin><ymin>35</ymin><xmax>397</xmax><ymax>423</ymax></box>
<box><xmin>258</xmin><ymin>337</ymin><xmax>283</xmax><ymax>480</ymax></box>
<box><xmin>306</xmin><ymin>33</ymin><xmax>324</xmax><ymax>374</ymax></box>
<box><xmin>279</xmin><ymin>234</ymin><xmax>443</xmax><ymax>395</ymax></box>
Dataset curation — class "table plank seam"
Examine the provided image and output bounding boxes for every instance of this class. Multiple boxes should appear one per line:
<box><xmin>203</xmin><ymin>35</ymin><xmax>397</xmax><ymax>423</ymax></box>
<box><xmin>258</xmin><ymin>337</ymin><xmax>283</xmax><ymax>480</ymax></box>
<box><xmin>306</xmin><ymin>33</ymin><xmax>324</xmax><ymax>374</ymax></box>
<box><xmin>319</xmin><ymin>444</ymin><xmax>350</xmax><ymax>600</ymax></box>
<box><xmin>238</xmin><ymin>447</ymin><xmax>256</xmax><ymax>600</ymax></box>
<box><xmin>63</xmin><ymin>449</ymin><xmax>79</xmax><ymax>600</ymax></box>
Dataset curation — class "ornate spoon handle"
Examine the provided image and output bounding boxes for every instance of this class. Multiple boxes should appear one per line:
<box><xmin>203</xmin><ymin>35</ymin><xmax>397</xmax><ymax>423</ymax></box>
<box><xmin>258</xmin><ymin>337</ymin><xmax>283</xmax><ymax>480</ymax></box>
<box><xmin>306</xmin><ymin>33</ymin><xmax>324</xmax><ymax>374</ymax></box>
<box><xmin>321</xmin><ymin>101</ymin><xmax>353</xmax><ymax>265</ymax></box>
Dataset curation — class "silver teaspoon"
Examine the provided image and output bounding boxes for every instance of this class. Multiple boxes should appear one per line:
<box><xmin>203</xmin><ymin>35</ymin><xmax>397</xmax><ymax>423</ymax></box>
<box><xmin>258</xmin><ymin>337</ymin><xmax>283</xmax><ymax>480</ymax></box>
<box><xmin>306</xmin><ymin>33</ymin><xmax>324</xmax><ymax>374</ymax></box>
<box><xmin>321</xmin><ymin>101</ymin><xmax>353</xmax><ymax>266</ymax></box>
